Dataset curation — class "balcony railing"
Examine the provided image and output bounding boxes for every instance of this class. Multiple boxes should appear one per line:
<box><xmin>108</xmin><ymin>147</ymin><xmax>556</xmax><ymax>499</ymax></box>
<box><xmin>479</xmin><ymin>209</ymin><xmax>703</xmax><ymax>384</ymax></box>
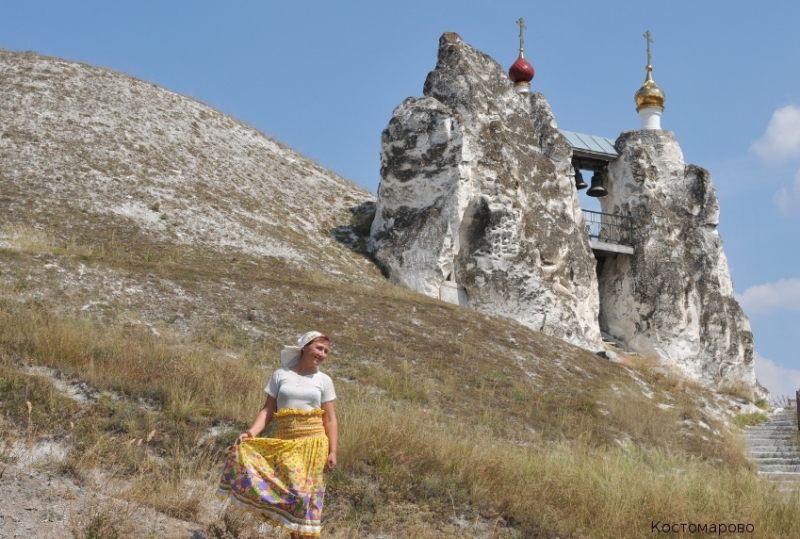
<box><xmin>582</xmin><ymin>210</ymin><xmax>634</xmax><ymax>247</ymax></box>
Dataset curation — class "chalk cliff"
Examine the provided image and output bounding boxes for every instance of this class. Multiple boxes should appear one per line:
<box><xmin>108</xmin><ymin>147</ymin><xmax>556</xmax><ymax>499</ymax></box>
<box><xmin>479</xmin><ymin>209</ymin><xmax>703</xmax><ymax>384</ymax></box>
<box><xmin>370</xmin><ymin>33</ymin><xmax>602</xmax><ymax>349</ymax></box>
<box><xmin>370</xmin><ymin>33</ymin><xmax>762</xmax><ymax>395</ymax></box>
<box><xmin>599</xmin><ymin>130</ymin><xmax>758</xmax><ymax>389</ymax></box>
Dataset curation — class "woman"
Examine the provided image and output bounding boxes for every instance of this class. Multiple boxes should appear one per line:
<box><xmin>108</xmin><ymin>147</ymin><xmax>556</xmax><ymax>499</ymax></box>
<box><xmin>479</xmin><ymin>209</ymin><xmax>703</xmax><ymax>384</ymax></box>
<box><xmin>218</xmin><ymin>331</ymin><xmax>338</xmax><ymax>538</ymax></box>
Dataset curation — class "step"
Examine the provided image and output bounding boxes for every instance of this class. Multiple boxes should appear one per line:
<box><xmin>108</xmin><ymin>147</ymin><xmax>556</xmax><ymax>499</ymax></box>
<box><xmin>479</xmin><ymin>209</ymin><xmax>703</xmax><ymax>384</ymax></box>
<box><xmin>746</xmin><ymin>437</ymin><xmax>797</xmax><ymax>445</ymax></box>
<box><xmin>758</xmin><ymin>471</ymin><xmax>800</xmax><ymax>480</ymax></box>
<box><xmin>746</xmin><ymin>440</ymin><xmax>796</xmax><ymax>446</ymax></box>
<box><xmin>746</xmin><ymin>439</ymin><xmax>797</xmax><ymax>445</ymax></box>
<box><xmin>744</xmin><ymin>412</ymin><xmax>800</xmax><ymax>482</ymax></box>
<box><xmin>751</xmin><ymin>458</ymin><xmax>800</xmax><ymax>465</ymax></box>
<box><xmin>749</xmin><ymin>445</ymin><xmax>800</xmax><ymax>452</ymax></box>
<box><xmin>750</xmin><ymin>452</ymin><xmax>800</xmax><ymax>460</ymax></box>
<box><xmin>758</xmin><ymin>464</ymin><xmax>800</xmax><ymax>473</ymax></box>
<box><xmin>749</xmin><ymin>427</ymin><xmax>797</xmax><ymax>432</ymax></box>
<box><xmin>747</xmin><ymin>444</ymin><xmax>797</xmax><ymax>452</ymax></box>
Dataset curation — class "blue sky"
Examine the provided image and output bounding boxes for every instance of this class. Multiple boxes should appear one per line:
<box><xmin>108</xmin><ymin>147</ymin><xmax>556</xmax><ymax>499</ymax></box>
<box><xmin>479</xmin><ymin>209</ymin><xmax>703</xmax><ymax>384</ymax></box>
<box><xmin>3</xmin><ymin>1</ymin><xmax>800</xmax><ymax>398</ymax></box>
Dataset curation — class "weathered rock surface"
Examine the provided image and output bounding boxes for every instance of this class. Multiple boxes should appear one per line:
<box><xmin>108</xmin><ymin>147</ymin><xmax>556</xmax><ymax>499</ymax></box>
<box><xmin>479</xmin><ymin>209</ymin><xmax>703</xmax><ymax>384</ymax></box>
<box><xmin>370</xmin><ymin>33</ymin><xmax>602</xmax><ymax>349</ymax></box>
<box><xmin>599</xmin><ymin>130</ymin><xmax>759</xmax><ymax>390</ymax></box>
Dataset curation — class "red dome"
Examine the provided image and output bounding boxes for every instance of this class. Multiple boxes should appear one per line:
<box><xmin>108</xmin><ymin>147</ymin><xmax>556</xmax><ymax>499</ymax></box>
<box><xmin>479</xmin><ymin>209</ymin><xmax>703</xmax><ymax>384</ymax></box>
<box><xmin>509</xmin><ymin>56</ymin><xmax>534</xmax><ymax>83</ymax></box>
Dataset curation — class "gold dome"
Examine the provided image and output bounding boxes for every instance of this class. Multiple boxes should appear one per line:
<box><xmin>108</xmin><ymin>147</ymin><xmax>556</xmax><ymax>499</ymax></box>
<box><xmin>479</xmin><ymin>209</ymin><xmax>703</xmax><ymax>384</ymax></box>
<box><xmin>635</xmin><ymin>65</ymin><xmax>665</xmax><ymax>111</ymax></box>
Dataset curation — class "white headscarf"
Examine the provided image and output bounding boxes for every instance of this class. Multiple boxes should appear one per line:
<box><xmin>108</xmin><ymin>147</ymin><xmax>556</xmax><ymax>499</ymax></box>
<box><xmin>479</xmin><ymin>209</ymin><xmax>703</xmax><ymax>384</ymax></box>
<box><xmin>280</xmin><ymin>331</ymin><xmax>325</xmax><ymax>368</ymax></box>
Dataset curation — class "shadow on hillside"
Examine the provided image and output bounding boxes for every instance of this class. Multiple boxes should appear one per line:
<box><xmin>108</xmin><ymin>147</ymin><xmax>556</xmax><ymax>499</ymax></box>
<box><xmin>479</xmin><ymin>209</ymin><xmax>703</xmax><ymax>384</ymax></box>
<box><xmin>330</xmin><ymin>201</ymin><xmax>381</xmax><ymax>264</ymax></box>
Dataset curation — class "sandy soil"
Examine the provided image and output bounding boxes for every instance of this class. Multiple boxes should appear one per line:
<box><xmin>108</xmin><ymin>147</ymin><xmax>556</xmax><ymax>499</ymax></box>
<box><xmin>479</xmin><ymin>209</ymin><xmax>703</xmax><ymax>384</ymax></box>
<box><xmin>0</xmin><ymin>460</ymin><xmax>204</xmax><ymax>539</ymax></box>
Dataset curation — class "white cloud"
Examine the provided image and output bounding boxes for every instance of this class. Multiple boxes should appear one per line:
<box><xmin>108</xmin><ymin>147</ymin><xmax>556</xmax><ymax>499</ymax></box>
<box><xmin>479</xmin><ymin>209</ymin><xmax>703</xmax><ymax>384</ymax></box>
<box><xmin>752</xmin><ymin>104</ymin><xmax>800</xmax><ymax>162</ymax></box>
<box><xmin>736</xmin><ymin>278</ymin><xmax>800</xmax><ymax>315</ymax></box>
<box><xmin>773</xmin><ymin>167</ymin><xmax>800</xmax><ymax>216</ymax></box>
<box><xmin>755</xmin><ymin>352</ymin><xmax>800</xmax><ymax>400</ymax></box>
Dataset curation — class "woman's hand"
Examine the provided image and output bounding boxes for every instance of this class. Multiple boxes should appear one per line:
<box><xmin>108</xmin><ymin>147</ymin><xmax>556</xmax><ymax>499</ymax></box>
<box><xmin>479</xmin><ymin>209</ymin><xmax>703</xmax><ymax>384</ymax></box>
<box><xmin>325</xmin><ymin>451</ymin><xmax>337</xmax><ymax>472</ymax></box>
<box><xmin>321</xmin><ymin>400</ymin><xmax>338</xmax><ymax>473</ymax></box>
<box><xmin>236</xmin><ymin>431</ymin><xmax>253</xmax><ymax>444</ymax></box>
<box><xmin>236</xmin><ymin>397</ymin><xmax>276</xmax><ymax>445</ymax></box>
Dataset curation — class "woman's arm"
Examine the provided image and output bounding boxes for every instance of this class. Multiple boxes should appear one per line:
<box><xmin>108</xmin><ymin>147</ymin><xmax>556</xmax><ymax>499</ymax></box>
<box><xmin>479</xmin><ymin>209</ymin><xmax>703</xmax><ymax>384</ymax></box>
<box><xmin>237</xmin><ymin>395</ymin><xmax>278</xmax><ymax>443</ymax></box>
<box><xmin>321</xmin><ymin>400</ymin><xmax>338</xmax><ymax>471</ymax></box>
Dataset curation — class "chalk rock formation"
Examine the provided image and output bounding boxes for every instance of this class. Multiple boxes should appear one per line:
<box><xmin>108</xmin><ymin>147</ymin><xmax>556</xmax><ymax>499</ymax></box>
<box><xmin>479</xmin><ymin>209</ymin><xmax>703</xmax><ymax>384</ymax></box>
<box><xmin>599</xmin><ymin>130</ymin><xmax>756</xmax><ymax>388</ymax></box>
<box><xmin>370</xmin><ymin>33</ymin><xmax>602</xmax><ymax>349</ymax></box>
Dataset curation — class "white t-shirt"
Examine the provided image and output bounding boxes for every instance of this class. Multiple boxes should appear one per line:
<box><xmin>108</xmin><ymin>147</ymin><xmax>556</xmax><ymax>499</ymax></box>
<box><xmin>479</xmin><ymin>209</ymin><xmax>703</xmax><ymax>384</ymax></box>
<box><xmin>265</xmin><ymin>367</ymin><xmax>337</xmax><ymax>411</ymax></box>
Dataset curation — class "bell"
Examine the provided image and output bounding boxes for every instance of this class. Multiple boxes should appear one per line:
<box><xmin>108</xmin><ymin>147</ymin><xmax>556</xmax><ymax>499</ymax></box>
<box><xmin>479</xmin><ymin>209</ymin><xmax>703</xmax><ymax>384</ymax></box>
<box><xmin>574</xmin><ymin>168</ymin><xmax>588</xmax><ymax>190</ymax></box>
<box><xmin>586</xmin><ymin>168</ymin><xmax>608</xmax><ymax>198</ymax></box>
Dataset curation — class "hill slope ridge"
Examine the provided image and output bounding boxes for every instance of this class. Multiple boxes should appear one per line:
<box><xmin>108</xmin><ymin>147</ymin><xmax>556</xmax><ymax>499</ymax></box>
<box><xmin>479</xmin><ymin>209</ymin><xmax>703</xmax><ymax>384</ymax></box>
<box><xmin>0</xmin><ymin>50</ymin><xmax>373</xmax><ymax>273</ymax></box>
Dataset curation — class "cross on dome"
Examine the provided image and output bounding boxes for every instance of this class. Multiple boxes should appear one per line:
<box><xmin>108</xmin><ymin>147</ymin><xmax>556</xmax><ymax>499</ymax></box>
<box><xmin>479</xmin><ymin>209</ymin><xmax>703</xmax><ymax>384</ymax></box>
<box><xmin>635</xmin><ymin>29</ymin><xmax>666</xmax><ymax>129</ymax></box>
<box><xmin>644</xmin><ymin>30</ymin><xmax>653</xmax><ymax>66</ymax></box>
<box><xmin>509</xmin><ymin>17</ymin><xmax>534</xmax><ymax>93</ymax></box>
<box><xmin>517</xmin><ymin>17</ymin><xmax>527</xmax><ymax>56</ymax></box>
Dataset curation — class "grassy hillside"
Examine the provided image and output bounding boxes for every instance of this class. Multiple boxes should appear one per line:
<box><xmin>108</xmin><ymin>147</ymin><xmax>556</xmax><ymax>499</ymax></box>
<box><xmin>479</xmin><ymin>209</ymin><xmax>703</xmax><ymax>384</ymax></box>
<box><xmin>1</xmin><ymin>51</ymin><xmax>799</xmax><ymax>538</ymax></box>
<box><xmin>0</xmin><ymin>50</ymin><xmax>373</xmax><ymax>276</ymax></box>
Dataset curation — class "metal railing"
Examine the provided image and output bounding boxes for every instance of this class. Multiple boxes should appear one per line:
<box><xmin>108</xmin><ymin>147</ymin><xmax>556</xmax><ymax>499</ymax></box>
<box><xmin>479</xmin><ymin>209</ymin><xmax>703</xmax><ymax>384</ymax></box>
<box><xmin>582</xmin><ymin>210</ymin><xmax>634</xmax><ymax>247</ymax></box>
<box><xmin>796</xmin><ymin>390</ymin><xmax>799</xmax><ymax>431</ymax></box>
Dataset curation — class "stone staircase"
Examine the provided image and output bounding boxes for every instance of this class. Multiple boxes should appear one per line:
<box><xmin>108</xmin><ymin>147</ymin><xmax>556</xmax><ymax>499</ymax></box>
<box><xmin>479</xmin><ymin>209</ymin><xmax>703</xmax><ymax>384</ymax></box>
<box><xmin>745</xmin><ymin>408</ymin><xmax>800</xmax><ymax>487</ymax></box>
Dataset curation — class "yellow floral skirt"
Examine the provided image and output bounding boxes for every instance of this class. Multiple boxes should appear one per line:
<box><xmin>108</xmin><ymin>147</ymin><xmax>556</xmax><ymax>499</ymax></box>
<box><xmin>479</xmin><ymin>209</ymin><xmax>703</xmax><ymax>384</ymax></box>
<box><xmin>217</xmin><ymin>409</ymin><xmax>329</xmax><ymax>537</ymax></box>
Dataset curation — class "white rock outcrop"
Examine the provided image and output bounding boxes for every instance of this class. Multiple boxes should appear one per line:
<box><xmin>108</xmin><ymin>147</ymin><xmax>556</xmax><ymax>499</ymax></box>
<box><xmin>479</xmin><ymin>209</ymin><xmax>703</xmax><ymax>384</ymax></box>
<box><xmin>370</xmin><ymin>33</ymin><xmax>602</xmax><ymax>349</ymax></box>
<box><xmin>599</xmin><ymin>130</ymin><xmax>758</xmax><ymax>390</ymax></box>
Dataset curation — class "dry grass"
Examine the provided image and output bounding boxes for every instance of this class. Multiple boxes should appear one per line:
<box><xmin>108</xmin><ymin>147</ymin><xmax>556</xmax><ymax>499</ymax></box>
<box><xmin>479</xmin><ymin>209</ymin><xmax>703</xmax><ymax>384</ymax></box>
<box><xmin>0</xmin><ymin>223</ymin><xmax>55</xmax><ymax>253</ymax></box>
<box><xmin>0</xmin><ymin>218</ymin><xmax>784</xmax><ymax>537</ymax></box>
<box><xmin>71</xmin><ymin>509</ymin><xmax>122</xmax><ymax>539</ymax></box>
<box><xmin>2</xmin><ymin>284</ymin><xmax>797</xmax><ymax>538</ymax></box>
<box><xmin>719</xmin><ymin>379</ymin><xmax>758</xmax><ymax>403</ymax></box>
<box><xmin>337</xmin><ymin>395</ymin><xmax>800</xmax><ymax>538</ymax></box>
<box><xmin>0</xmin><ymin>224</ymin><xmax>94</xmax><ymax>258</ymax></box>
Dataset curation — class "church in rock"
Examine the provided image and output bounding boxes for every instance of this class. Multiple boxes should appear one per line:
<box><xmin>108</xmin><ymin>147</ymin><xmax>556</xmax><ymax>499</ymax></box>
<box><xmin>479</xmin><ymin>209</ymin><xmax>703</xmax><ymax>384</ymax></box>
<box><xmin>368</xmin><ymin>23</ymin><xmax>760</xmax><ymax>394</ymax></box>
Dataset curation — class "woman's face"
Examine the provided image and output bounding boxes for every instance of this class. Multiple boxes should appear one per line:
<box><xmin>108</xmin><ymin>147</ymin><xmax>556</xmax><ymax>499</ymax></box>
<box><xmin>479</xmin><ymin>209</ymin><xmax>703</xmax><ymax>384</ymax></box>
<box><xmin>300</xmin><ymin>338</ymin><xmax>330</xmax><ymax>370</ymax></box>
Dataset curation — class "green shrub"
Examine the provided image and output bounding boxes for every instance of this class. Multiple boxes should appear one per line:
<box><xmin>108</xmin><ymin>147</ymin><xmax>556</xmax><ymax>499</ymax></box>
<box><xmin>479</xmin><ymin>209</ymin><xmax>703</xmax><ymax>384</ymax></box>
<box><xmin>732</xmin><ymin>412</ymin><xmax>769</xmax><ymax>428</ymax></box>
